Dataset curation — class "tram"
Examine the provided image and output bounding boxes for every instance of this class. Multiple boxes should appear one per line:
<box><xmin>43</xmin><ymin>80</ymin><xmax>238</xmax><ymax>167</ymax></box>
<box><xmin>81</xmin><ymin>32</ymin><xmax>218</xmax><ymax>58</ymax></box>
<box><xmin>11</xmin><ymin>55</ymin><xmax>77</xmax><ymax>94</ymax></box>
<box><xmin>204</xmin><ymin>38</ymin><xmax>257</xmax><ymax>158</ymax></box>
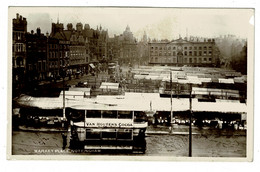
<box><xmin>68</xmin><ymin>107</ymin><xmax>148</xmax><ymax>154</ymax></box>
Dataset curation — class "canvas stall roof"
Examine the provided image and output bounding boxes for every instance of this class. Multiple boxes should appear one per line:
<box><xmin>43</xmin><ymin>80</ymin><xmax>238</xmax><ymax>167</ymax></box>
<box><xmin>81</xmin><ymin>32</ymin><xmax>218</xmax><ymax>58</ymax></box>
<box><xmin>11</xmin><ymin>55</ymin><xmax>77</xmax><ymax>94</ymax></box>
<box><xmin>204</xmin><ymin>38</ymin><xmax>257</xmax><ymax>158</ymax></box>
<box><xmin>192</xmin><ymin>99</ymin><xmax>247</xmax><ymax>113</ymax></box>
<box><xmin>60</xmin><ymin>91</ymin><xmax>85</xmax><ymax>97</ymax></box>
<box><xmin>100</xmin><ymin>82</ymin><xmax>119</xmax><ymax>90</ymax></box>
<box><xmin>69</xmin><ymin>87</ymin><xmax>91</xmax><ymax>92</ymax></box>
<box><xmin>215</xmin><ymin>99</ymin><xmax>240</xmax><ymax>103</ymax></box>
<box><xmin>16</xmin><ymin>95</ymin><xmax>64</xmax><ymax>109</ymax></box>
<box><xmin>134</xmin><ymin>75</ymin><xmax>147</xmax><ymax>80</ymax></box>
<box><xmin>199</xmin><ymin>78</ymin><xmax>212</xmax><ymax>83</ymax></box>
<box><xmin>89</xmin><ymin>63</ymin><xmax>95</xmax><ymax>68</ymax></box>
<box><xmin>16</xmin><ymin>93</ymin><xmax>247</xmax><ymax>113</ymax></box>
<box><xmin>219</xmin><ymin>78</ymin><xmax>234</xmax><ymax>84</ymax></box>
<box><xmin>234</xmin><ymin>77</ymin><xmax>245</xmax><ymax>83</ymax></box>
<box><xmin>144</xmin><ymin>75</ymin><xmax>161</xmax><ymax>80</ymax></box>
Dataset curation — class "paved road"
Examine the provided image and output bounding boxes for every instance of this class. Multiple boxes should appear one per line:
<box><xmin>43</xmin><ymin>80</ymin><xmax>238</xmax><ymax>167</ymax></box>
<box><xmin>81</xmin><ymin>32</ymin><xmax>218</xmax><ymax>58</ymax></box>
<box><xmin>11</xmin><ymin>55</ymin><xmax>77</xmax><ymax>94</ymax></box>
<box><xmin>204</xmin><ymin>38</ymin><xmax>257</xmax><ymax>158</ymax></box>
<box><xmin>12</xmin><ymin>131</ymin><xmax>246</xmax><ymax>157</ymax></box>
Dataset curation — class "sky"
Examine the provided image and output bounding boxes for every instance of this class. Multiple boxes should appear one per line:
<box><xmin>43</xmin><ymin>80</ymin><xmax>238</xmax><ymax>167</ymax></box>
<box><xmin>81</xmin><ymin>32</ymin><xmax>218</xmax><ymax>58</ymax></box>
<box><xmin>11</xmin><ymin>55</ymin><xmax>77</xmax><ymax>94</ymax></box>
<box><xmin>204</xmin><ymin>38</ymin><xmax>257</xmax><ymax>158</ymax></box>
<box><xmin>10</xmin><ymin>7</ymin><xmax>254</xmax><ymax>40</ymax></box>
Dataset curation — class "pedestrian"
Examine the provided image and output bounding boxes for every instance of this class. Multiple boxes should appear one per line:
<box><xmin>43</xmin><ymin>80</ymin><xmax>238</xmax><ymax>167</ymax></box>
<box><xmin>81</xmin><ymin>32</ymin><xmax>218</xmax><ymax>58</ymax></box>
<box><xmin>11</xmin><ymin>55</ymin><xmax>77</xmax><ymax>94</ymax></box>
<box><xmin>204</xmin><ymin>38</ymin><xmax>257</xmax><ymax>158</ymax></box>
<box><xmin>61</xmin><ymin>132</ymin><xmax>67</xmax><ymax>150</ymax></box>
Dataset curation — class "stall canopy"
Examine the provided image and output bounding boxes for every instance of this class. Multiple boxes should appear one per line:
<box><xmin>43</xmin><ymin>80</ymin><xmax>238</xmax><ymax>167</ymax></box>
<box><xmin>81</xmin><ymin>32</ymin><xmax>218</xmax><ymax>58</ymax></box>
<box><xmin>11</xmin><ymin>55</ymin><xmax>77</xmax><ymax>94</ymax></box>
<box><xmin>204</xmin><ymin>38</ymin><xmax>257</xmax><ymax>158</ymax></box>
<box><xmin>69</xmin><ymin>87</ymin><xmax>91</xmax><ymax>96</ymax></box>
<box><xmin>89</xmin><ymin>63</ymin><xmax>95</xmax><ymax>68</ymax></box>
<box><xmin>100</xmin><ymin>82</ymin><xmax>119</xmax><ymax>91</ymax></box>
<box><xmin>15</xmin><ymin>93</ymin><xmax>247</xmax><ymax>114</ymax></box>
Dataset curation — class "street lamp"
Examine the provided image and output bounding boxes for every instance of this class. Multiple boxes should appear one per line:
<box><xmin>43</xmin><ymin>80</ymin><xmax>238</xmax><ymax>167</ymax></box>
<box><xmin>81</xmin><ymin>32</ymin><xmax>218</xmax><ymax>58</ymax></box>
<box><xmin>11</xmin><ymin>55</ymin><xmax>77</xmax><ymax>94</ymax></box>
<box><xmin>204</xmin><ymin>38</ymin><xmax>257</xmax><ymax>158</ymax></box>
<box><xmin>189</xmin><ymin>83</ymin><xmax>193</xmax><ymax>157</ymax></box>
<box><xmin>61</xmin><ymin>64</ymin><xmax>68</xmax><ymax>121</ymax></box>
<box><xmin>170</xmin><ymin>70</ymin><xmax>173</xmax><ymax>129</ymax></box>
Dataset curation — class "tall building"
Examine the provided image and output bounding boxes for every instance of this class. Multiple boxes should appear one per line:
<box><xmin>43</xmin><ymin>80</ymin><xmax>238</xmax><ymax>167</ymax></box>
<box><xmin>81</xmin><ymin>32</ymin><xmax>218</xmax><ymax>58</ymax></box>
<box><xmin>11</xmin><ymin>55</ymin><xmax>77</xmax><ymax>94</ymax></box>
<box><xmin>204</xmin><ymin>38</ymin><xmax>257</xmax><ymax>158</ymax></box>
<box><xmin>148</xmin><ymin>37</ymin><xmax>219</xmax><ymax>67</ymax></box>
<box><xmin>25</xmin><ymin>28</ymin><xmax>47</xmax><ymax>83</ymax></box>
<box><xmin>69</xmin><ymin>23</ymin><xmax>87</xmax><ymax>74</ymax></box>
<box><xmin>12</xmin><ymin>13</ymin><xmax>27</xmax><ymax>97</ymax></box>
<box><xmin>137</xmin><ymin>31</ymin><xmax>149</xmax><ymax>65</ymax></box>
<box><xmin>118</xmin><ymin>25</ymin><xmax>137</xmax><ymax>65</ymax></box>
<box><xmin>47</xmin><ymin>35</ymin><xmax>60</xmax><ymax>80</ymax></box>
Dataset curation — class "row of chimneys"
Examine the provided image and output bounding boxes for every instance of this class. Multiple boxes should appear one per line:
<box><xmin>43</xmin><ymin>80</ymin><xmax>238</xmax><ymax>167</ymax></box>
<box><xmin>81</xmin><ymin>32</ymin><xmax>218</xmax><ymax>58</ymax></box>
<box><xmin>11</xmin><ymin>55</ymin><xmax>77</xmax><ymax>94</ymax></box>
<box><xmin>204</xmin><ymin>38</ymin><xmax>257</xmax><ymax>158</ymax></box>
<box><xmin>16</xmin><ymin>13</ymin><xmax>26</xmax><ymax>21</ymax></box>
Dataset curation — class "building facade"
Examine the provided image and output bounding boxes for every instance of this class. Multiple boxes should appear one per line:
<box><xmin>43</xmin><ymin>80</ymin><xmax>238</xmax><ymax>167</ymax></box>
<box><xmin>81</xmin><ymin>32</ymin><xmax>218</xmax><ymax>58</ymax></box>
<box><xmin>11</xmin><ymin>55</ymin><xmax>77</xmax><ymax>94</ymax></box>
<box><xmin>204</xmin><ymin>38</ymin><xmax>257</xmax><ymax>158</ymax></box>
<box><xmin>148</xmin><ymin>37</ymin><xmax>219</xmax><ymax>67</ymax></box>
<box><xmin>118</xmin><ymin>25</ymin><xmax>137</xmax><ymax>65</ymax></box>
<box><xmin>69</xmin><ymin>23</ymin><xmax>87</xmax><ymax>74</ymax></box>
<box><xmin>47</xmin><ymin>36</ymin><xmax>60</xmax><ymax>80</ymax></box>
<box><xmin>137</xmin><ymin>31</ymin><xmax>149</xmax><ymax>66</ymax></box>
<box><xmin>12</xmin><ymin>13</ymin><xmax>27</xmax><ymax>97</ymax></box>
<box><xmin>25</xmin><ymin>28</ymin><xmax>48</xmax><ymax>83</ymax></box>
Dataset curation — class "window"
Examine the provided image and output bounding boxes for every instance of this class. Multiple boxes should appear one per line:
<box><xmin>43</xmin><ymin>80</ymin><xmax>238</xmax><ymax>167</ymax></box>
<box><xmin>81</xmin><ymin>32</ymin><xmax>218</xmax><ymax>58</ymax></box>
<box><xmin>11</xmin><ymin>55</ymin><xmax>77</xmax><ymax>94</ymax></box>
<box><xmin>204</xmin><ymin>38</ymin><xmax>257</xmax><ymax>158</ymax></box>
<box><xmin>172</xmin><ymin>51</ymin><xmax>176</xmax><ymax>56</ymax></box>
<box><xmin>168</xmin><ymin>47</ymin><xmax>171</xmax><ymax>50</ymax></box>
<box><xmin>168</xmin><ymin>52</ymin><xmax>171</xmax><ymax>56</ymax></box>
<box><xmin>155</xmin><ymin>47</ymin><xmax>158</xmax><ymax>50</ymax></box>
<box><xmin>199</xmin><ymin>47</ymin><xmax>202</xmax><ymax>50</ymax></box>
<box><xmin>102</xmin><ymin>131</ymin><xmax>116</xmax><ymax>140</ymax></box>
<box><xmin>209</xmin><ymin>58</ymin><xmax>212</xmax><ymax>61</ymax></box>
<box><xmin>118</xmin><ymin>111</ymin><xmax>132</xmax><ymax>119</ymax></box>
<box><xmin>208</xmin><ymin>51</ymin><xmax>212</xmax><ymax>55</ymax></box>
<box><xmin>204</xmin><ymin>58</ymin><xmax>207</xmax><ymax>61</ymax></box>
<box><xmin>151</xmin><ymin>47</ymin><xmax>154</xmax><ymax>49</ymax></box>
<box><xmin>189</xmin><ymin>58</ymin><xmax>192</xmax><ymax>63</ymax></box>
<box><xmin>189</xmin><ymin>47</ymin><xmax>192</xmax><ymax>50</ymax></box>
<box><xmin>199</xmin><ymin>51</ymin><xmax>202</xmax><ymax>56</ymax></box>
<box><xmin>194</xmin><ymin>51</ymin><xmax>197</xmax><ymax>56</ymax></box>
<box><xmin>117</xmin><ymin>129</ymin><xmax>132</xmax><ymax>140</ymax></box>
<box><xmin>38</xmin><ymin>62</ymin><xmax>42</xmax><ymax>71</ymax></box>
<box><xmin>86</xmin><ymin>110</ymin><xmax>101</xmax><ymax>118</ymax></box>
<box><xmin>208</xmin><ymin>46</ymin><xmax>212</xmax><ymax>49</ymax></box>
<box><xmin>184</xmin><ymin>47</ymin><xmax>187</xmax><ymax>50</ymax></box>
<box><xmin>189</xmin><ymin>51</ymin><xmax>192</xmax><ymax>56</ymax></box>
<box><xmin>173</xmin><ymin>47</ymin><xmax>176</xmax><ymax>50</ymax></box>
<box><xmin>204</xmin><ymin>51</ymin><xmax>207</xmax><ymax>55</ymax></box>
<box><xmin>204</xmin><ymin>46</ymin><xmax>207</xmax><ymax>49</ymax></box>
<box><xmin>86</xmin><ymin>129</ymin><xmax>100</xmax><ymax>139</ymax></box>
<box><xmin>28</xmin><ymin>64</ymin><xmax>32</xmax><ymax>71</ymax></box>
<box><xmin>194</xmin><ymin>47</ymin><xmax>197</xmax><ymax>50</ymax></box>
<box><xmin>43</xmin><ymin>62</ymin><xmax>46</xmax><ymax>71</ymax></box>
<box><xmin>102</xmin><ymin>111</ymin><xmax>117</xmax><ymax>118</ymax></box>
<box><xmin>184</xmin><ymin>51</ymin><xmax>187</xmax><ymax>56</ymax></box>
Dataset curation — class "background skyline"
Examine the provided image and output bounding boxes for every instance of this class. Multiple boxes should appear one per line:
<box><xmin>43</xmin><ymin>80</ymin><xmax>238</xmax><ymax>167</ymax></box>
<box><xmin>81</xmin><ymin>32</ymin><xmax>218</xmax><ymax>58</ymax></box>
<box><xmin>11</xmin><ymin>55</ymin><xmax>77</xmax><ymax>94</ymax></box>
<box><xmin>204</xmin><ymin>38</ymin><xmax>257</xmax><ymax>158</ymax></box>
<box><xmin>10</xmin><ymin>7</ymin><xmax>253</xmax><ymax>40</ymax></box>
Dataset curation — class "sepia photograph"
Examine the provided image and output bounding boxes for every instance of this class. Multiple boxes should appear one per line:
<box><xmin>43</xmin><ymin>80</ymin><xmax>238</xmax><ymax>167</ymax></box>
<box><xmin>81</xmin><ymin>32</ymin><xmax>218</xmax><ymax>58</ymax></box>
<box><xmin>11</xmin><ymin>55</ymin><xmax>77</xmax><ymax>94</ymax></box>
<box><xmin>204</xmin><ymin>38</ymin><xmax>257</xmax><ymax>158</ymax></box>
<box><xmin>8</xmin><ymin>6</ymin><xmax>254</xmax><ymax>161</ymax></box>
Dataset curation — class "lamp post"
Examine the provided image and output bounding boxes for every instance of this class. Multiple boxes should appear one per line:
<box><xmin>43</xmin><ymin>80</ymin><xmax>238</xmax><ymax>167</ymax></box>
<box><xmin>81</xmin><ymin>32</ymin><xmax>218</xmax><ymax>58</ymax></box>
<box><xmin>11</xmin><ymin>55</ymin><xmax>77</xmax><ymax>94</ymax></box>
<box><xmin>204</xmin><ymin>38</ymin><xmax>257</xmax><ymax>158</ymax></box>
<box><xmin>62</xmin><ymin>69</ymin><xmax>66</xmax><ymax>120</ymax></box>
<box><xmin>189</xmin><ymin>83</ymin><xmax>192</xmax><ymax>157</ymax></box>
<box><xmin>61</xmin><ymin>64</ymin><xmax>68</xmax><ymax>121</ymax></box>
<box><xmin>170</xmin><ymin>70</ymin><xmax>173</xmax><ymax>126</ymax></box>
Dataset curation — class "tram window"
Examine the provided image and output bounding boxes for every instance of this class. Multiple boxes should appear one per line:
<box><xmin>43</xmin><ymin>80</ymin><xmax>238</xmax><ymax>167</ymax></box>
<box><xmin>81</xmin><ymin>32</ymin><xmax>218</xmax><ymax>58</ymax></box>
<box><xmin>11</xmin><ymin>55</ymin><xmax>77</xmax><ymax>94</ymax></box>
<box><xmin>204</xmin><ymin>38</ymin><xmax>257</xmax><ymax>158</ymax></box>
<box><xmin>102</xmin><ymin>110</ymin><xmax>117</xmax><ymax>118</ymax></box>
<box><xmin>117</xmin><ymin>129</ymin><xmax>132</xmax><ymax>140</ymax></box>
<box><xmin>102</xmin><ymin>131</ymin><xmax>117</xmax><ymax>140</ymax></box>
<box><xmin>86</xmin><ymin>129</ymin><xmax>101</xmax><ymax>139</ymax></box>
<box><xmin>86</xmin><ymin>110</ymin><xmax>101</xmax><ymax>118</ymax></box>
<box><xmin>134</xmin><ymin>111</ymin><xmax>147</xmax><ymax>122</ymax></box>
<box><xmin>118</xmin><ymin>111</ymin><xmax>132</xmax><ymax>119</ymax></box>
<box><xmin>70</xmin><ymin>109</ymin><xmax>85</xmax><ymax>121</ymax></box>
